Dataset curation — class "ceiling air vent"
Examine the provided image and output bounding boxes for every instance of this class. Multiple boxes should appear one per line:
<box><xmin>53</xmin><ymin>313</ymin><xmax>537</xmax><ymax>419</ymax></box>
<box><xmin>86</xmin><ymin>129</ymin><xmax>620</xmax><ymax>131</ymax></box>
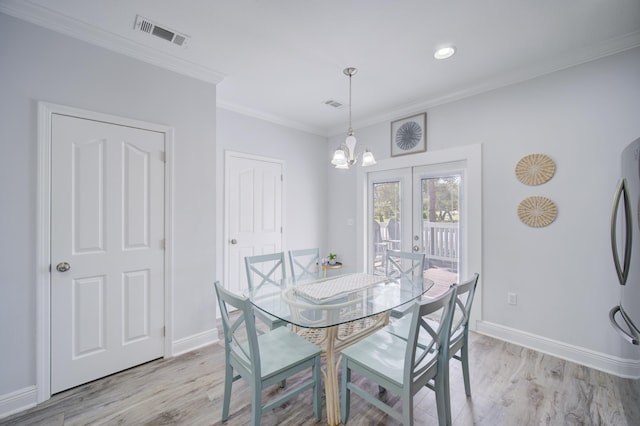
<box><xmin>323</xmin><ymin>99</ymin><xmax>344</xmax><ymax>109</ymax></box>
<box><xmin>134</xmin><ymin>15</ymin><xmax>189</xmax><ymax>47</ymax></box>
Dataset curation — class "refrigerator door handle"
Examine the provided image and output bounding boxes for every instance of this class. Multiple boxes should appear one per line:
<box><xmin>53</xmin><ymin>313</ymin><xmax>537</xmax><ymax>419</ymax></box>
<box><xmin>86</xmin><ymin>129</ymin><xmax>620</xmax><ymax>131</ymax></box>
<box><xmin>609</xmin><ymin>306</ymin><xmax>640</xmax><ymax>345</ymax></box>
<box><xmin>610</xmin><ymin>178</ymin><xmax>632</xmax><ymax>285</ymax></box>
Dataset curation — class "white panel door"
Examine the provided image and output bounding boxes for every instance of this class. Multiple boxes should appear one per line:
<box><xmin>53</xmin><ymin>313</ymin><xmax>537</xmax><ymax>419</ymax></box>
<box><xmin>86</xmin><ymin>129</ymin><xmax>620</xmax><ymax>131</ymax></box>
<box><xmin>50</xmin><ymin>114</ymin><xmax>165</xmax><ymax>393</ymax></box>
<box><xmin>226</xmin><ymin>154</ymin><xmax>283</xmax><ymax>295</ymax></box>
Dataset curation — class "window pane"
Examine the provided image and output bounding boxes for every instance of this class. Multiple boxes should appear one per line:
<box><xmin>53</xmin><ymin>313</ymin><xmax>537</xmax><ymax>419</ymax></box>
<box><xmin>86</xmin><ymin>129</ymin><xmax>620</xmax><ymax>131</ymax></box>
<box><xmin>372</xmin><ymin>181</ymin><xmax>401</xmax><ymax>274</ymax></box>
<box><xmin>420</xmin><ymin>175</ymin><xmax>460</xmax><ymax>295</ymax></box>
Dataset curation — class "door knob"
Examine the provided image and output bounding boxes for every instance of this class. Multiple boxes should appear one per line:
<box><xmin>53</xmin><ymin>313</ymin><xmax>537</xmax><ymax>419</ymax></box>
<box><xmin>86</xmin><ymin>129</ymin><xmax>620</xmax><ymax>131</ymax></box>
<box><xmin>56</xmin><ymin>262</ymin><xmax>71</xmax><ymax>272</ymax></box>
<box><xmin>413</xmin><ymin>245</ymin><xmax>420</xmax><ymax>252</ymax></box>
<box><xmin>230</xmin><ymin>239</ymin><xmax>238</xmax><ymax>244</ymax></box>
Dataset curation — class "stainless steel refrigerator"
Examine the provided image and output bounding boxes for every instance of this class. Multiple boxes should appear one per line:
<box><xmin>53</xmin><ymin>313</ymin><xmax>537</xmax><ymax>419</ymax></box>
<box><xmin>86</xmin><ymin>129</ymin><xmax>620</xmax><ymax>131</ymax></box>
<box><xmin>610</xmin><ymin>137</ymin><xmax>640</xmax><ymax>346</ymax></box>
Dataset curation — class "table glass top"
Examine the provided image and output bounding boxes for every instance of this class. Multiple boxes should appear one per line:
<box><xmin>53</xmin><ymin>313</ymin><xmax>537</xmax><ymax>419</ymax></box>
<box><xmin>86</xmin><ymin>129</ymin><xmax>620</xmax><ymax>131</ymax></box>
<box><xmin>246</xmin><ymin>273</ymin><xmax>433</xmax><ymax>329</ymax></box>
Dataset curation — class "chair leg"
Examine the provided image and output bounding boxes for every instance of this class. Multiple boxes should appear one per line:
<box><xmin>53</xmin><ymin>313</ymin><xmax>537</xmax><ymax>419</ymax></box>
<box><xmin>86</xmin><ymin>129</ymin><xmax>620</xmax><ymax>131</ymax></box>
<box><xmin>341</xmin><ymin>361</ymin><xmax>351</xmax><ymax>423</ymax></box>
<box><xmin>434</xmin><ymin>374</ymin><xmax>452</xmax><ymax>426</ymax></box>
<box><xmin>222</xmin><ymin>363</ymin><xmax>233</xmax><ymax>421</ymax></box>
<box><xmin>251</xmin><ymin>381</ymin><xmax>262</xmax><ymax>426</ymax></box>
<box><xmin>313</xmin><ymin>355</ymin><xmax>322</xmax><ymax>421</ymax></box>
<box><xmin>402</xmin><ymin>392</ymin><xmax>413</xmax><ymax>426</ymax></box>
<box><xmin>461</xmin><ymin>341</ymin><xmax>471</xmax><ymax>397</ymax></box>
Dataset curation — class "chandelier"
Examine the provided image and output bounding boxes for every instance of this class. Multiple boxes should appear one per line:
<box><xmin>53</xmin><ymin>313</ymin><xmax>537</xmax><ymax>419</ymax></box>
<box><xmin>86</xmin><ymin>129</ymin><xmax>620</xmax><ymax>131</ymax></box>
<box><xmin>331</xmin><ymin>67</ymin><xmax>376</xmax><ymax>169</ymax></box>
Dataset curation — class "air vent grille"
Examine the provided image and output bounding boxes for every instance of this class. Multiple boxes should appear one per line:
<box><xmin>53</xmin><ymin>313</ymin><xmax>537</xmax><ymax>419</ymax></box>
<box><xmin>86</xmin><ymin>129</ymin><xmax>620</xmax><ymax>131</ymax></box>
<box><xmin>134</xmin><ymin>15</ymin><xmax>189</xmax><ymax>48</ymax></box>
<box><xmin>323</xmin><ymin>99</ymin><xmax>344</xmax><ymax>109</ymax></box>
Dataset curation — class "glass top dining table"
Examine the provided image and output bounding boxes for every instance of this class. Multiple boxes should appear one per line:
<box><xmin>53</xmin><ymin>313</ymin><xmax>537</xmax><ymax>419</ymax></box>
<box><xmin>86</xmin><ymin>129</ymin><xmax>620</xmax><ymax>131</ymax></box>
<box><xmin>245</xmin><ymin>272</ymin><xmax>433</xmax><ymax>329</ymax></box>
<box><xmin>245</xmin><ymin>272</ymin><xmax>432</xmax><ymax>426</ymax></box>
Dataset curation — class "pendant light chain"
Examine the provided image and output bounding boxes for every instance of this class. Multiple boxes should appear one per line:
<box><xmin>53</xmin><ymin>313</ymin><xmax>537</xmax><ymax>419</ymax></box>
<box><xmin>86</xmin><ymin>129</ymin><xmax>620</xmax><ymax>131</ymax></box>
<box><xmin>348</xmin><ymin>70</ymin><xmax>353</xmax><ymax>134</ymax></box>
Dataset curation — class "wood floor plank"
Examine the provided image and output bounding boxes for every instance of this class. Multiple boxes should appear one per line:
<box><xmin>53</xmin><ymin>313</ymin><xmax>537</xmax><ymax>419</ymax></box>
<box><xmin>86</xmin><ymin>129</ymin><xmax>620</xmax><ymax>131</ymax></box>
<box><xmin>2</xmin><ymin>330</ymin><xmax>639</xmax><ymax>425</ymax></box>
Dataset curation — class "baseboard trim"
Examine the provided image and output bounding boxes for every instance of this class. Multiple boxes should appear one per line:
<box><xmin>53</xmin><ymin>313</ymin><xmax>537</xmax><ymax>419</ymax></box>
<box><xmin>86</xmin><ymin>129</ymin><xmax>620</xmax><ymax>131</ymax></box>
<box><xmin>0</xmin><ymin>330</ymin><xmax>220</xmax><ymax>420</ymax></box>
<box><xmin>0</xmin><ymin>386</ymin><xmax>37</xmax><ymax>420</ymax></box>
<box><xmin>171</xmin><ymin>328</ymin><xmax>219</xmax><ymax>357</ymax></box>
<box><xmin>476</xmin><ymin>320</ymin><xmax>640</xmax><ymax>379</ymax></box>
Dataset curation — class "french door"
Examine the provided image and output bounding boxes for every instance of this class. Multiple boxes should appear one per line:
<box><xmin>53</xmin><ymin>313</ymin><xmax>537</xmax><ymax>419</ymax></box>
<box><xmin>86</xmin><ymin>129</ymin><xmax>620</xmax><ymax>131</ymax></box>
<box><xmin>369</xmin><ymin>163</ymin><xmax>464</xmax><ymax>294</ymax></box>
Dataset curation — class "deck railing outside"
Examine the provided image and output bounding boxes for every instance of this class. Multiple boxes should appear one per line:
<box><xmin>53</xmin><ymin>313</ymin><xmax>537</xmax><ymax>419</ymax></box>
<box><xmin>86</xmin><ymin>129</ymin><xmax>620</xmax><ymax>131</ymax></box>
<box><xmin>378</xmin><ymin>221</ymin><xmax>458</xmax><ymax>262</ymax></box>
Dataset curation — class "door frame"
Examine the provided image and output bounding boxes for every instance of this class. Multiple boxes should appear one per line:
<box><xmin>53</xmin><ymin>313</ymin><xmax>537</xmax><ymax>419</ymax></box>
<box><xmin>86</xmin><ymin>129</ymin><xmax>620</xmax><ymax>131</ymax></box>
<box><xmin>357</xmin><ymin>144</ymin><xmax>482</xmax><ymax>328</ymax></box>
<box><xmin>36</xmin><ymin>102</ymin><xmax>174</xmax><ymax>402</ymax></box>
<box><xmin>222</xmin><ymin>150</ymin><xmax>286</xmax><ymax>312</ymax></box>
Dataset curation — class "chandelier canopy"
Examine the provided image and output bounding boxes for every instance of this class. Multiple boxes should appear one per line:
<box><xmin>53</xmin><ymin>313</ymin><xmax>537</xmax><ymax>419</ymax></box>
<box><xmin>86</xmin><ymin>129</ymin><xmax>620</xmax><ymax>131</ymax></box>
<box><xmin>331</xmin><ymin>67</ymin><xmax>376</xmax><ymax>169</ymax></box>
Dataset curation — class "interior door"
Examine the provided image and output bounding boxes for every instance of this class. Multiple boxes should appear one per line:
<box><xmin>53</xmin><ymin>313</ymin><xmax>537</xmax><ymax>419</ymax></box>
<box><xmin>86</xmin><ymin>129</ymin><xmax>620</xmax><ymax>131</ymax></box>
<box><xmin>50</xmin><ymin>114</ymin><xmax>165</xmax><ymax>393</ymax></box>
<box><xmin>225</xmin><ymin>153</ymin><xmax>283</xmax><ymax>296</ymax></box>
<box><xmin>369</xmin><ymin>163</ymin><xmax>463</xmax><ymax>294</ymax></box>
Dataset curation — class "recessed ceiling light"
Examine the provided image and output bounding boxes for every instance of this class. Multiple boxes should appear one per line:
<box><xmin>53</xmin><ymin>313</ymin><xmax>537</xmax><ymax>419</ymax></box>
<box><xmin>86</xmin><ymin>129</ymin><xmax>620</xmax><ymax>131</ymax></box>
<box><xmin>434</xmin><ymin>46</ymin><xmax>456</xmax><ymax>60</ymax></box>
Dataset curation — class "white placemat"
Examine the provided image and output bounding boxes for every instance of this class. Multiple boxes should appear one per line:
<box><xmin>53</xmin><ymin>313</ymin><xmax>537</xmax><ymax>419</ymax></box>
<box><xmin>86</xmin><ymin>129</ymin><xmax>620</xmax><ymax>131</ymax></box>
<box><xmin>294</xmin><ymin>273</ymin><xmax>387</xmax><ymax>302</ymax></box>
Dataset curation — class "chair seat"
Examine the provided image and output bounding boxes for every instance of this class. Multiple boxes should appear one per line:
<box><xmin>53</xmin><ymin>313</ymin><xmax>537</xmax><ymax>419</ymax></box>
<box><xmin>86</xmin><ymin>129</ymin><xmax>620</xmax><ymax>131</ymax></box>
<box><xmin>254</xmin><ymin>309</ymin><xmax>288</xmax><ymax>330</ymax></box>
<box><xmin>341</xmin><ymin>329</ymin><xmax>434</xmax><ymax>389</ymax></box>
<box><xmin>251</xmin><ymin>327</ymin><xmax>321</xmax><ymax>380</ymax></box>
<box><xmin>390</xmin><ymin>299</ymin><xmax>416</xmax><ymax>318</ymax></box>
<box><xmin>385</xmin><ymin>314</ymin><xmax>463</xmax><ymax>349</ymax></box>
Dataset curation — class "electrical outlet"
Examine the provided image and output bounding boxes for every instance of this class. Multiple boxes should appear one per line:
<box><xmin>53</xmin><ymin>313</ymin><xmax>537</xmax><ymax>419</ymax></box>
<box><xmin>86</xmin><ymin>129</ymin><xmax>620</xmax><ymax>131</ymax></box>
<box><xmin>507</xmin><ymin>292</ymin><xmax>517</xmax><ymax>305</ymax></box>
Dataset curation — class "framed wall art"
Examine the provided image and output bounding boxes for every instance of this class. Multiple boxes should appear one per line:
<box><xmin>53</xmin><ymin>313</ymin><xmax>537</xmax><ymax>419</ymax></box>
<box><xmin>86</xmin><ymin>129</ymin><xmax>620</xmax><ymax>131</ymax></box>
<box><xmin>391</xmin><ymin>112</ymin><xmax>426</xmax><ymax>157</ymax></box>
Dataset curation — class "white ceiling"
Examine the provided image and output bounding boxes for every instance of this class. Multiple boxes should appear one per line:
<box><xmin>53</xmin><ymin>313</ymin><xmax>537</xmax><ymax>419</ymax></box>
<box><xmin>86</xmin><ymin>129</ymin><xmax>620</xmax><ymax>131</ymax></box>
<box><xmin>2</xmin><ymin>0</ymin><xmax>640</xmax><ymax>136</ymax></box>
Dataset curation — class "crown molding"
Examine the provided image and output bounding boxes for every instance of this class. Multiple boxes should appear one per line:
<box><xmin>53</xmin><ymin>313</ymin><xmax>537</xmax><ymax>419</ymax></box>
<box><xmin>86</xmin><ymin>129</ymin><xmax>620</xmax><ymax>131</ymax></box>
<box><xmin>3</xmin><ymin>1</ymin><xmax>637</xmax><ymax>136</ymax></box>
<box><xmin>0</xmin><ymin>0</ymin><xmax>226</xmax><ymax>85</ymax></box>
<box><xmin>217</xmin><ymin>100</ymin><xmax>327</xmax><ymax>137</ymax></box>
<box><xmin>329</xmin><ymin>30</ymin><xmax>640</xmax><ymax>136</ymax></box>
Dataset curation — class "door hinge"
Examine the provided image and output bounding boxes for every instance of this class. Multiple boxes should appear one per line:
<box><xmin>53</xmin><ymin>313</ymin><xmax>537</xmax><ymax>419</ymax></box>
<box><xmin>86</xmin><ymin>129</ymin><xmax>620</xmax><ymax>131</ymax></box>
<box><xmin>281</xmin><ymin>174</ymin><xmax>283</xmax><ymax>182</ymax></box>
<box><xmin>161</xmin><ymin>152</ymin><xmax>166</xmax><ymax>163</ymax></box>
<box><xmin>162</xmin><ymin>239</ymin><xmax>166</xmax><ymax>249</ymax></box>
<box><xmin>162</xmin><ymin>326</ymin><xmax>166</xmax><ymax>337</ymax></box>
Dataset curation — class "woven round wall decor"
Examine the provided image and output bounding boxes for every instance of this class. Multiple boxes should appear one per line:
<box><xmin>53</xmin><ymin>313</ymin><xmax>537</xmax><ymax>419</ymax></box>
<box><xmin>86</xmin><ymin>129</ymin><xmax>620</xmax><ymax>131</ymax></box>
<box><xmin>515</xmin><ymin>153</ymin><xmax>556</xmax><ymax>186</ymax></box>
<box><xmin>518</xmin><ymin>196</ymin><xmax>557</xmax><ymax>227</ymax></box>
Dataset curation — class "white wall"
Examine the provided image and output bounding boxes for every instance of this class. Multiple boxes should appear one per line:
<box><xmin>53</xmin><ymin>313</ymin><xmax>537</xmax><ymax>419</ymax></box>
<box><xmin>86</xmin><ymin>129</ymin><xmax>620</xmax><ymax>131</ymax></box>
<box><xmin>215</xmin><ymin>108</ymin><xmax>329</xmax><ymax>279</ymax></box>
<box><xmin>328</xmin><ymin>47</ymin><xmax>640</xmax><ymax>374</ymax></box>
<box><xmin>0</xmin><ymin>12</ymin><xmax>217</xmax><ymax>404</ymax></box>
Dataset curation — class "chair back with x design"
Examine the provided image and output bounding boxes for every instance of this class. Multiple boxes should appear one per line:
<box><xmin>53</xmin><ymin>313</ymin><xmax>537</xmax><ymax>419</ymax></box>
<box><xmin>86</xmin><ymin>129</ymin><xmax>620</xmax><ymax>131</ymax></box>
<box><xmin>245</xmin><ymin>252</ymin><xmax>286</xmax><ymax>292</ymax></box>
<box><xmin>385</xmin><ymin>250</ymin><xmax>425</xmax><ymax>282</ymax></box>
<box><xmin>288</xmin><ymin>248</ymin><xmax>321</xmax><ymax>283</ymax></box>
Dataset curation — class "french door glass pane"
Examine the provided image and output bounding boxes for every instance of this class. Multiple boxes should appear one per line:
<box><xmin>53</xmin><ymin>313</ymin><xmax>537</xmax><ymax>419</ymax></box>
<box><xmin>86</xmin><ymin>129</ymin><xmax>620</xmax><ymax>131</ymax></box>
<box><xmin>419</xmin><ymin>175</ymin><xmax>460</xmax><ymax>295</ymax></box>
<box><xmin>372</xmin><ymin>181</ymin><xmax>402</xmax><ymax>274</ymax></box>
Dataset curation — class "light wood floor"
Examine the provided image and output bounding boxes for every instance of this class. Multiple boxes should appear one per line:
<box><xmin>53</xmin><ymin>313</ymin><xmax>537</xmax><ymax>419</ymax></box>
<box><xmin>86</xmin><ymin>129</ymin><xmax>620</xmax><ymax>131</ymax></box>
<box><xmin>3</xmin><ymin>328</ymin><xmax>639</xmax><ymax>425</ymax></box>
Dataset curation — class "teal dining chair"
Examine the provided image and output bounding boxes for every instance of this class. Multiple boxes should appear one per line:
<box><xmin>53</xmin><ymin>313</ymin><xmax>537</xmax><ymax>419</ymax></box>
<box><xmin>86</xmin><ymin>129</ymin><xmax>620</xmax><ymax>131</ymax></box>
<box><xmin>385</xmin><ymin>250</ymin><xmax>426</xmax><ymax>318</ymax></box>
<box><xmin>214</xmin><ymin>281</ymin><xmax>322</xmax><ymax>425</ymax></box>
<box><xmin>385</xmin><ymin>273</ymin><xmax>480</xmax><ymax>397</ymax></box>
<box><xmin>340</xmin><ymin>286</ymin><xmax>458</xmax><ymax>425</ymax></box>
<box><xmin>288</xmin><ymin>248</ymin><xmax>321</xmax><ymax>282</ymax></box>
<box><xmin>244</xmin><ymin>252</ymin><xmax>288</xmax><ymax>330</ymax></box>
<box><xmin>445</xmin><ymin>273</ymin><xmax>479</xmax><ymax>397</ymax></box>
